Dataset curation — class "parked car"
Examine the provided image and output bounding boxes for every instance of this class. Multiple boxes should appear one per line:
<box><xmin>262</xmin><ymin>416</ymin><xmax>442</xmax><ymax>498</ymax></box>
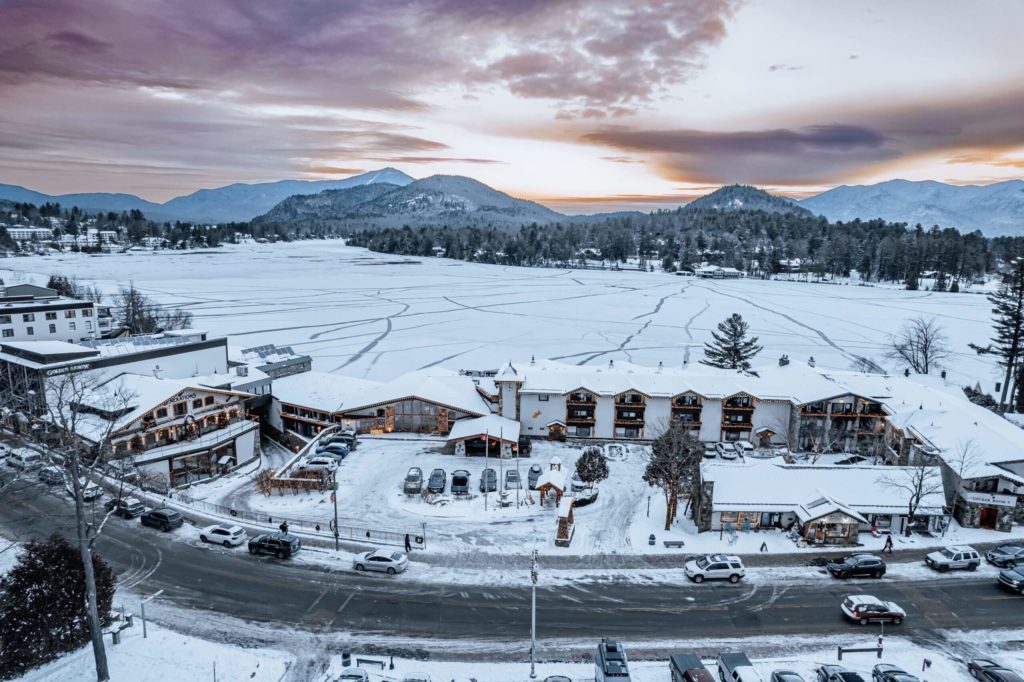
<box><xmin>702</xmin><ymin>443</ymin><xmax>717</xmax><ymax>459</ymax></box>
<box><xmin>827</xmin><ymin>554</ymin><xmax>886</xmax><ymax>579</ymax></box>
<box><xmin>79</xmin><ymin>482</ymin><xmax>103</xmax><ymax>502</ymax></box>
<box><xmin>404</xmin><ymin>466</ymin><xmax>423</xmax><ymax>494</ymax></box>
<box><xmin>302</xmin><ymin>456</ymin><xmax>338</xmax><ymax>472</ymax></box>
<box><xmin>871</xmin><ymin>664</ymin><xmax>920</xmax><ymax>682</ymax></box>
<box><xmin>840</xmin><ymin>594</ymin><xmax>905</xmax><ymax>625</ymax></box>
<box><xmin>595</xmin><ymin>639</ymin><xmax>630</xmax><ymax>682</ymax></box>
<box><xmin>528</xmin><ymin>463</ymin><xmax>543</xmax><ymax>490</ymax></box>
<box><xmin>479</xmin><ymin>468</ymin><xmax>497</xmax><ymax>492</ymax></box>
<box><xmin>338</xmin><ymin>669</ymin><xmax>370</xmax><ymax>681</ymax></box>
<box><xmin>715</xmin><ymin>442</ymin><xmax>739</xmax><ymax>460</ymax></box>
<box><xmin>401</xmin><ymin>674</ymin><xmax>432</xmax><ymax>682</ymax></box>
<box><xmin>353</xmin><ymin>549</ymin><xmax>408</xmax><ymax>574</ymax></box>
<box><xmin>684</xmin><ymin>554</ymin><xmax>745</xmax><ymax>583</ymax></box>
<box><xmin>505</xmin><ymin>469</ymin><xmax>522</xmax><ymax>490</ymax></box>
<box><xmin>317</xmin><ymin>443</ymin><xmax>349</xmax><ymax>459</ymax></box>
<box><xmin>772</xmin><ymin>672</ymin><xmax>806</xmax><ymax>682</ymax></box>
<box><xmin>815</xmin><ymin>665</ymin><xmax>867</xmax><ymax>682</ymax></box>
<box><xmin>140</xmin><ymin>508</ymin><xmax>185</xmax><ymax>532</ymax></box>
<box><xmin>925</xmin><ymin>545</ymin><xmax>980</xmax><ymax>572</ymax></box>
<box><xmin>427</xmin><ymin>468</ymin><xmax>446</xmax><ymax>493</ymax></box>
<box><xmin>248</xmin><ymin>532</ymin><xmax>301</xmax><ymax>558</ymax></box>
<box><xmin>38</xmin><ymin>466</ymin><xmax>65</xmax><ymax>485</ymax></box>
<box><xmin>737</xmin><ymin>441</ymin><xmax>755</xmax><ymax>455</ymax></box>
<box><xmin>104</xmin><ymin>459</ymin><xmax>139</xmax><ymax>483</ymax></box>
<box><xmin>997</xmin><ymin>567</ymin><xmax>1024</xmax><ymax>594</ymax></box>
<box><xmin>104</xmin><ymin>497</ymin><xmax>145</xmax><ymax>519</ymax></box>
<box><xmin>670</xmin><ymin>652</ymin><xmax>714</xmax><ymax>682</ymax></box>
<box><xmin>716</xmin><ymin>652</ymin><xmax>762</xmax><ymax>682</ymax></box>
<box><xmin>7</xmin><ymin>450</ymin><xmax>42</xmax><ymax>469</ymax></box>
<box><xmin>967</xmin><ymin>660</ymin><xmax>1024</xmax><ymax>682</ymax></box>
<box><xmin>451</xmin><ymin>469</ymin><xmax>470</xmax><ymax>495</ymax></box>
<box><xmin>200</xmin><ymin>523</ymin><xmax>247</xmax><ymax>547</ymax></box>
<box><xmin>542</xmin><ymin>677</ymin><xmax>572</xmax><ymax>682</ymax></box>
<box><xmin>987</xmin><ymin>543</ymin><xmax>1024</xmax><ymax>568</ymax></box>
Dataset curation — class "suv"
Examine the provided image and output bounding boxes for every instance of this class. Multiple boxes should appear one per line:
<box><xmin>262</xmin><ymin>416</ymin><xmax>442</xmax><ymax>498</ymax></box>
<box><xmin>715</xmin><ymin>442</ymin><xmax>739</xmax><ymax>460</ymax></box>
<box><xmin>871</xmin><ymin>664</ymin><xmax>920</xmax><ymax>682</ymax></box>
<box><xmin>105</xmin><ymin>497</ymin><xmax>145</xmax><ymax>519</ymax></box>
<box><xmin>140</xmin><ymin>508</ymin><xmax>185</xmax><ymax>532</ymax></box>
<box><xmin>248</xmin><ymin>532</ymin><xmax>301</xmax><ymax>559</ymax></box>
<box><xmin>505</xmin><ymin>469</ymin><xmax>522</xmax><ymax>490</ymax></box>
<box><xmin>404</xmin><ymin>467</ymin><xmax>423</xmax><ymax>494</ymax></box>
<box><xmin>451</xmin><ymin>470</ymin><xmax>470</xmax><ymax>495</ymax></box>
<box><xmin>716</xmin><ymin>652</ymin><xmax>763</xmax><ymax>682</ymax></box>
<box><xmin>427</xmin><ymin>468</ymin><xmax>446</xmax><ymax>493</ymax></box>
<box><xmin>702</xmin><ymin>443</ymin><xmax>717</xmax><ymax>459</ymax></box>
<box><xmin>827</xmin><ymin>554</ymin><xmax>886</xmax><ymax>579</ymax></box>
<box><xmin>528</xmin><ymin>463</ymin><xmax>543</xmax><ymax>490</ymax></box>
<box><xmin>38</xmin><ymin>466</ymin><xmax>65</xmax><ymax>485</ymax></box>
<box><xmin>479</xmin><ymin>468</ymin><xmax>497</xmax><ymax>492</ymax></box>
<box><xmin>815</xmin><ymin>665</ymin><xmax>866</xmax><ymax>682</ymax></box>
<box><xmin>684</xmin><ymin>554</ymin><xmax>745</xmax><ymax>583</ymax></box>
<box><xmin>7</xmin><ymin>450</ymin><xmax>42</xmax><ymax>469</ymax></box>
<box><xmin>840</xmin><ymin>594</ymin><xmax>905</xmax><ymax>625</ymax></box>
<box><xmin>595</xmin><ymin>639</ymin><xmax>630</xmax><ymax>682</ymax></box>
<box><xmin>925</xmin><ymin>545</ymin><xmax>980</xmax><ymax>572</ymax></box>
<box><xmin>987</xmin><ymin>543</ymin><xmax>1024</xmax><ymax>568</ymax></box>
<box><xmin>967</xmin><ymin>660</ymin><xmax>1024</xmax><ymax>682</ymax></box>
<box><xmin>997</xmin><ymin>566</ymin><xmax>1024</xmax><ymax>594</ymax></box>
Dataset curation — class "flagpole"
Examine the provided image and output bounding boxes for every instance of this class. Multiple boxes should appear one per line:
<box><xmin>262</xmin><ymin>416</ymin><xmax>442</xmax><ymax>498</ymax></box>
<box><xmin>484</xmin><ymin>428</ymin><xmax>489</xmax><ymax>511</ymax></box>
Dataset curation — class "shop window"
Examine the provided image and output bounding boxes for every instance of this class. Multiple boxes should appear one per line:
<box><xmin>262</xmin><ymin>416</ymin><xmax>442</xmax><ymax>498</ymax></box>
<box><xmin>173</xmin><ymin>402</ymin><xmax>187</xmax><ymax>417</ymax></box>
<box><xmin>873</xmin><ymin>515</ymin><xmax>892</xmax><ymax>529</ymax></box>
<box><xmin>156</xmin><ymin>408</ymin><xmax>168</xmax><ymax>418</ymax></box>
<box><xmin>192</xmin><ymin>399</ymin><xmax>203</xmax><ymax>409</ymax></box>
<box><xmin>204</xmin><ymin>396</ymin><xmax>215</xmax><ymax>406</ymax></box>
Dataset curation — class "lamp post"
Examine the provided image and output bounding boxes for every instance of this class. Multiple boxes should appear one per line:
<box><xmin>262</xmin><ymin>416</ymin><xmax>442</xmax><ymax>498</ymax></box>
<box><xmin>140</xmin><ymin>589</ymin><xmax>163</xmax><ymax>639</ymax></box>
<box><xmin>484</xmin><ymin>429</ymin><xmax>489</xmax><ymax>511</ymax></box>
<box><xmin>529</xmin><ymin>548</ymin><xmax>538</xmax><ymax>679</ymax></box>
<box><xmin>332</xmin><ymin>484</ymin><xmax>339</xmax><ymax>551</ymax></box>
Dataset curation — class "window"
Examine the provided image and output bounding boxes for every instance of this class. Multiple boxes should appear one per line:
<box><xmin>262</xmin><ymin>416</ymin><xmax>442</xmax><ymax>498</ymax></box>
<box><xmin>173</xmin><ymin>403</ymin><xmax>187</xmax><ymax>417</ymax></box>
<box><xmin>204</xmin><ymin>396</ymin><xmax>215</xmax><ymax>406</ymax></box>
<box><xmin>64</xmin><ymin>310</ymin><xmax>76</xmax><ymax>318</ymax></box>
<box><xmin>156</xmin><ymin>408</ymin><xmax>168</xmax><ymax>418</ymax></box>
<box><xmin>538</xmin><ymin>395</ymin><xmax>549</xmax><ymax>402</ymax></box>
<box><xmin>68</xmin><ymin>322</ymin><xmax>76</xmax><ymax>330</ymax></box>
<box><xmin>26</xmin><ymin>326</ymin><xmax>33</xmax><ymax>336</ymax></box>
<box><xmin>192</xmin><ymin>399</ymin><xmax>203</xmax><ymax>409</ymax></box>
<box><xmin>85</xmin><ymin>321</ymin><xmax>93</xmax><ymax>331</ymax></box>
<box><xmin>0</xmin><ymin>315</ymin><xmax>9</xmax><ymax>324</ymax></box>
<box><xmin>22</xmin><ymin>313</ymin><xmax>34</xmax><ymax>322</ymax></box>
<box><xmin>1</xmin><ymin>329</ymin><xmax>12</xmax><ymax>338</ymax></box>
<box><xmin>48</xmin><ymin>324</ymin><xmax>56</xmax><ymax>333</ymax></box>
<box><xmin>82</xmin><ymin>308</ymin><xmax>93</xmax><ymax>317</ymax></box>
<box><xmin>45</xmin><ymin>312</ymin><xmax>57</xmax><ymax>320</ymax></box>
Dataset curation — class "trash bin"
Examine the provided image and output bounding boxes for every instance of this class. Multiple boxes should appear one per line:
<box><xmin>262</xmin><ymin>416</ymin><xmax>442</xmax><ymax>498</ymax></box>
<box><xmin>341</xmin><ymin>652</ymin><xmax>351</xmax><ymax>667</ymax></box>
<box><xmin>648</xmin><ymin>533</ymin><xmax>656</xmax><ymax>546</ymax></box>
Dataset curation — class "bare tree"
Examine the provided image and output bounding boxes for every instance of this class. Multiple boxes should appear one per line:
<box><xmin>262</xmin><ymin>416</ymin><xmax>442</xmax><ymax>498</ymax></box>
<box><xmin>942</xmin><ymin>439</ymin><xmax>981</xmax><ymax>535</ymax></box>
<box><xmin>881</xmin><ymin>459</ymin><xmax>945</xmax><ymax>537</ymax></box>
<box><xmin>114</xmin><ymin>283</ymin><xmax>192</xmax><ymax>334</ymax></box>
<box><xmin>644</xmin><ymin>421</ymin><xmax>702</xmax><ymax>531</ymax></box>
<box><xmin>886</xmin><ymin>316</ymin><xmax>952</xmax><ymax>374</ymax></box>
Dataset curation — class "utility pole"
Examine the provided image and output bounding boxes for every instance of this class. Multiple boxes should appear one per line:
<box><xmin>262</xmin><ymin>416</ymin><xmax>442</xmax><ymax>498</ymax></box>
<box><xmin>484</xmin><ymin>428</ymin><xmax>489</xmax><ymax>511</ymax></box>
<box><xmin>332</xmin><ymin>483</ymin><xmax>339</xmax><ymax>551</ymax></box>
<box><xmin>530</xmin><ymin>548</ymin><xmax>538</xmax><ymax>679</ymax></box>
<box><xmin>140</xmin><ymin>589</ymin><xmax>163</xmax><ymax>639</ymax></box>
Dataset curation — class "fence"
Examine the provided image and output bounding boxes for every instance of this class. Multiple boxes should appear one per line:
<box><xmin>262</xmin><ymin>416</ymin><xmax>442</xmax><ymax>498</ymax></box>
<box><xmin>168</xmin><ymin>491</ymin><xmax>426</xmax><ymax>550</ymax></box>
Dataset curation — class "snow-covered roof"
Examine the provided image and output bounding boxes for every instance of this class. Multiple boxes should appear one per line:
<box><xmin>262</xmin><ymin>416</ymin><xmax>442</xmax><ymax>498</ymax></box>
<box><xmin>271</xmin><ymin>371</ymin><xmax>379</xmax><ymax>412</ymax></box>
<box><xmin>341</xmin><ymin>368</ymin><xmax>490</xmax><ymax>417</ymax></box>
<box><xmin>536</xmin><ymin>467</ymin><xmax>567</xmax><ymax>491</ymax></box>
<box><xmin>558</xmin><ymin>496</ymin><xmax>574</xmax><ymax>516</ymax></box>
<box><xmin>447</xmin><ymin>414</ymin><xmax>520</xmax><ymax>443</ymax></box>
<box><xmin>795</xmin><ymin>494</ymin><xmax>868</xmax><ymax>524</ymax></box>
<box><xmin>702</xmin><ymin>460</ymin><xmax>946</xmax><ymax>517</ymax></box>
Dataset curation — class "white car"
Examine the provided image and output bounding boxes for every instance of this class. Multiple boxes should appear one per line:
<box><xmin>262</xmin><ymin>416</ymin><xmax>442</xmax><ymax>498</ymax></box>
<box><xmin>301</xmin><ymin>456</ymin><xmax>338</xmax><ymax>472</ymax></box>
<box><xmin>715</xmin><ymin>442</ymin><xmax>738</xmax><ymax>460</ymax></box>
<box><xmin>737</xmin><ymin>441</ymin><xmax>755</xmax><ymax>455</ymax></box>
<box><xmin>200</xmin><ymin>524</ymin><xmax>247</xmax><ymax>547</ymax></box>
<box><xmin>338</xmin><ymin>670</ymin><xmax>370</xmax><ymax>682</ymax></box>
<box><xmin>353</xmin><ymin>549</ymin><xmax>409</xmax><ymax>575</ymax></box>
<box><xmin>925</xmin><ymin>545</ymin><xmax>980</xmax><ymax>572</ymax></box>
<box><xmin>702</xmin><ymin>443</ymin><xmax>717</xmax><ymax>459</ymax></box>
<box><xmin>684</xmin><ymin>553</ymin><xmax>745</xmax><ymax>583</ymax></box>
<box><xmin>7</xmin><ymin>449</ymin><xmax>42</xmax><ymax>469</ymax></box>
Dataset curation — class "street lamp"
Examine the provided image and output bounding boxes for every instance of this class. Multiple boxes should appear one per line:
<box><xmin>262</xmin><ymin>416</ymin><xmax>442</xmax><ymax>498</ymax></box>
<box><xmin>140</xmin><ymin>589</ymin><xmax>163</xmax><ymax>639</ymax></box>
<box><xmin>529</xmin><ymin>548</ymin><xmax>538</xmax><ymax>679</ymax></box>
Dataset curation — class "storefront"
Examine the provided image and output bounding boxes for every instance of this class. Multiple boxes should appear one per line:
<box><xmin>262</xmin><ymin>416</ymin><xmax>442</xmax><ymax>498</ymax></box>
<box><xmin>954</xmin><ymin>488</ymin><xmax>1018</xmax><ymax>533</ymax></box>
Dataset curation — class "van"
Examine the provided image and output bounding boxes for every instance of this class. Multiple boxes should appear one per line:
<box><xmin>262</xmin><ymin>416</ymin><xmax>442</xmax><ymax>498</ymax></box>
<box><xmin>595</xmin><ymin>639</ymin><xmax>630</xmax><ymax>681</ymax></box>
<box><xmin>8</xmin><ymin>450</ymin><xmax>42</xmax><ymax>470</ymax></box>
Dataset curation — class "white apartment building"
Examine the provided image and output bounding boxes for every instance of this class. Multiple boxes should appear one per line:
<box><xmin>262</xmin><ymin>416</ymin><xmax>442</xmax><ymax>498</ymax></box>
<box><xmin>0</xmin><ymin>284</ymin><xmax>99</xmax><ymax>343</ymax></box>
<box><xmin>4</xmin><ymin>226</ymin><xmax>54</xmax><ymax>241</ymax></box>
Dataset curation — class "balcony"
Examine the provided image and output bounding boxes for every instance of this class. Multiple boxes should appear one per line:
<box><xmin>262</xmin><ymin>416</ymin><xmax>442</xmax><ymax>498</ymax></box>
<box><xmin>723</xmin><ymin>403</ymin><xmax>754</xmax><ymax>412</ymax></box>
<box><xmin>566</xmin><ymin>398</ymin><xmax>596</xmax><ymax>406</ymax></box>
<box><xmin>721</xmin><ymin>420</ymin><xmax>753</xmax><ymax>429</ymax></box>
<box><xmin>615</xmin><ymin>416</ymin><xmax>645</xmax><ymax>426</ymax></box>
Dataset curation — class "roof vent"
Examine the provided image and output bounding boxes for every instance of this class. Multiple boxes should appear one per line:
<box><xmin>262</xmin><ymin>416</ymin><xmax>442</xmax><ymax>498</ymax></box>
<box><xmin>152</xmin><ymin>364</ymin><xmax>162</xmax><ymax>379</ymax></box>
<box><xmin>807</xmin><ymin>356</ymin><xmax>815</xmax><ymax>367</ymax></box>
<box><xmin>779</xmin><ymin>354</ymin><xmax>789</xmax><ymax>367</ymax></box>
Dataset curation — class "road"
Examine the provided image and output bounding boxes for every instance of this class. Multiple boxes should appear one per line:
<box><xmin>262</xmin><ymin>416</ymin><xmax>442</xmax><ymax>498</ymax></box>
<box><xmin>2</xmin><ymin>478</ymin><xmax>1021</xmax><ymax>656</ymax></box>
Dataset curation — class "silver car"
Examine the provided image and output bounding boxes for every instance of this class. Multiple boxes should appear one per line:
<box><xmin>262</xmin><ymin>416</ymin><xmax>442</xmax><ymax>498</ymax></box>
<box><xmin>504</xmin><ymin>469</ymin><xmax>522</xmax><ymax>490</ymax></box>
<box><xmin>353</xmin><ymin>549</ymin><xmax>409</xmax><ymax>575</ymax></box>
<box><xmin>404</xmin><ymin>466</ymin><xmax>423</xmax><ymax>494</ymax></box>
<box><xmin>338</xmin><ymin>669</ymin><xmax>370</xmax><ymax>681</ymax></box>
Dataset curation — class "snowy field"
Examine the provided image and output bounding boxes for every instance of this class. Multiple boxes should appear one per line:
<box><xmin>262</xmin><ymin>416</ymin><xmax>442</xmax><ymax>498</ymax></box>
<box><xmin>0</xmin><ymin>241</ymin><xmax>998</xmax><ymax>388</ymax></box>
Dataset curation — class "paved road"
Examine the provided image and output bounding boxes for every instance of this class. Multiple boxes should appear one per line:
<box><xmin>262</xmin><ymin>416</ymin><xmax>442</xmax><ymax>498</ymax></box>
<box><xmin>2</xmin><ymin>478</ymin><xmax>1021</xmax><ymax>653</ymax></box>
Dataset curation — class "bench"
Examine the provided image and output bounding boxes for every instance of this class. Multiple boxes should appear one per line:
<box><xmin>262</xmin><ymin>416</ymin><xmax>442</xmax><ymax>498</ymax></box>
<box><xmin>355</xmin><ymin>658</ymin><xmax>386</xmax><ymax>670</ymax></box>
<box><xmin>663</xmin><ymin>540</ymin><xmax>686</xmax><ymax>548</ymax></box>
<box><xmin>837</xmin><ymin>645</ymin><xmax>883</xmax><ymax>660</ymax></box>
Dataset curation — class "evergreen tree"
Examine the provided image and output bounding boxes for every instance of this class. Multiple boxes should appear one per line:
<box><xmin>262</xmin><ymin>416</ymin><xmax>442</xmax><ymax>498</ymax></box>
<box><xmin>574</xmin><ymin>447</ymin><xmax>609</xmax><ymax>484</ymax></box>
<box><xmin>971</xmin><ymin>258</ymin><xmax>1024</xmax><ymax>412</ymax></box>
<box><xmin>0</xmin><ymin>534</ymin><xmax>115</xmax><ymax>679</ymax></box>
<box><xmin>700</xmin><ymin>313</ymin><xmax>763</xmax><ymax>370</ymax></box>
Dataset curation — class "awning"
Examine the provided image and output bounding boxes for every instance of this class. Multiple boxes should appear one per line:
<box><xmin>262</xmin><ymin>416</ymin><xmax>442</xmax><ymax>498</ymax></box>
<box><xmin>217</xmin><ymin>455</ymin><xmax>234</xmax><ymax>465</ymax></box>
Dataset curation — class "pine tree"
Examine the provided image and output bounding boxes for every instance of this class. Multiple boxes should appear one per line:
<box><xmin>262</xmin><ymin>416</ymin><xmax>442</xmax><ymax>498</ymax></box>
<box><xmin>971</xmin><ymin>258</ymin><xmax>1024</xmax><ymax>412</ymax></box>
<box><xmin>700</xmin><ymin>313</ymin><xmax>764</xmax><ymax>370</ymax></box>
<box><xmin>575</xmin><ymin>447</ymin><xmax>609</xmax><ymax>484</ymax></box>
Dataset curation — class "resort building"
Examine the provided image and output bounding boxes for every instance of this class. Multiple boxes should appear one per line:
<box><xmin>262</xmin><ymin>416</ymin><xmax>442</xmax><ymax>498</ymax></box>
<box><xmin>0</xmin><ymin>284</ymin><xmax>100</xmax><ymax>344</ymax></box>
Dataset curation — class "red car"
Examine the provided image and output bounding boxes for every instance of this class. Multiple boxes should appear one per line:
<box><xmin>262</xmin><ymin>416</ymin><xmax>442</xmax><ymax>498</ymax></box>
<box><xmin>840</xmin><ymin>595</ymin><xmax>905</xmax><ymax>625</ymax></box>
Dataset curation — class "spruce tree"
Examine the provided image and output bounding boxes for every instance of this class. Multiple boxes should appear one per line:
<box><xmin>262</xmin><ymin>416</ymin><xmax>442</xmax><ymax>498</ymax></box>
<box><xmin>971</xmin><ymin>258</ymin><xmax>1024</xmax><ymax>412</ymax></box>
<box><xmin>700</xmin><ymin>313</ymin><xmax>764</xmax><ymax>370</ymax></box>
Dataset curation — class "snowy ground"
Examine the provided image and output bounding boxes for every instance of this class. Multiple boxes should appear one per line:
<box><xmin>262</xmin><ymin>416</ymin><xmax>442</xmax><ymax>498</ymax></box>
<box><xmin>0</xmin><ymin>240</ymin><xmax>999</xmax><ymax>390</ymax></box>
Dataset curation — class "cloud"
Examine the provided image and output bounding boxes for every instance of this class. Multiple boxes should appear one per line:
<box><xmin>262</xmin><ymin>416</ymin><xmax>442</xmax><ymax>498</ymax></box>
<box><xmin>370</xmin><ymin>156</ymin><xmax>503</xmax><ymax>164</ymax></box>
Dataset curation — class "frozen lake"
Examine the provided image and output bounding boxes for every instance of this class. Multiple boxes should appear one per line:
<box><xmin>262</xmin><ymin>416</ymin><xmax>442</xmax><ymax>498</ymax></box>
<box><xmin>0</xmin><ymin>241</ymin><xmax>998</xmax><ymax>389</ymax></box>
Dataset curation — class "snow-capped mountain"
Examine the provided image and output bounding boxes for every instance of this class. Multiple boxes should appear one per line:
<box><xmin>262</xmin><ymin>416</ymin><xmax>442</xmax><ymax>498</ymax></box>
<box><xmin>0</xmin><ymin>168</ymin><xmax>414</xmax><ymax>223</ymax></box>
<box><xmin>257</xmin><ymin>174</ymin><xmax>565</xmax><ymax>227</ymax></box>
<box><xmin>800</xmin><ymin>179</ymin><xmax>1024</xmax><ymax>236</ymax></box>
<box><xmin>686</xmin><ymin>184</ymin><xmax>812</xmax><ymax>216</ymax></box>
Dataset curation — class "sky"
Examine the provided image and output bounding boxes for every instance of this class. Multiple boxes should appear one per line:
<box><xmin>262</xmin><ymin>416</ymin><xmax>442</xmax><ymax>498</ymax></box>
<box><xmin>0</xmin><ymin>0</ymin><xmax>1022</xmax><ymax>214</ymax></box>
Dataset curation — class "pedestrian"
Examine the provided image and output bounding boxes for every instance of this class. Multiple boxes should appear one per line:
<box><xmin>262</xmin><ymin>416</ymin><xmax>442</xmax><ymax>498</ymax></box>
<box><xmin>883</xmin><ymin>534</ymin><xmax>893</xmax><ymax>554</ymax></box>
<box><xmin>759</xmin><ymin>541</ymin><xmax>768</xmax><ymax>553</ymax></box>
<box><xmin>279</xmin><ymin>520</ymin><xmax>289</xmax><ymax>534</ymax></box>
<box><xmin>404</xmin><ymin>533</ymin><xmax>412</xmax><ymax>552</ymax></box>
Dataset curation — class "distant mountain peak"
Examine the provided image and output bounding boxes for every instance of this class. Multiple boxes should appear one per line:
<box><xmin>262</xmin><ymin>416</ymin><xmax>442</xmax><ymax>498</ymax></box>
<box><xmin>686</xmin><ymin>184</ymin><xmax>811</xmax><ymax>216</ymax></box>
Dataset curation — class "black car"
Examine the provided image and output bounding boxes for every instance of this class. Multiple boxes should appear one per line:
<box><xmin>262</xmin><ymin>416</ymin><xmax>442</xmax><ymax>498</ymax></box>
<box><xmin>997</xmin><ymin>567</ymin><xmax>1024</xmax><ymax>594</ymax></box>
<box><xmin>451</xmin><ymin>470</ymin><xmax>470</xmax><ymax>495</ymax></box>
<box><xmin>140</xmin><ymin>508</ymin><xmax>184</xmax><ymax>532</ymax></box>
<box><xmin>104</xmin><ymin>497</ymin><xmax>146</xmax><ymax>519</ymax></box>
<box><xmin>968</xmin><ymin>660</ymin><xmax>1024</xmax><ymax>682</ymax></box>
<box><xmin>427</xmin><ymin>468</ymin><xmax>446</xmax><ymax>494</ymax></box>
<box><xmin>871</xmin><ymin>664</ymin><xmax>920</xmax><ymax>682</ymax></box>
<box><xmin>479</xmin><ymin>468</ymin><xmax>497</xmax><ymax>492</ymax></box>
<box><xmin>827</xmin><ymin>554</ymin><xmax>886</xmax><ymax>579</ymax></box>
<box><xmin>248</xmin><ymin>532</ymin><xmax>301</xmax><ymax>559</ymax></box>
<box><xmin>815</xmin><ymin>665</ymin><xmax>867</xmax><ymax>682</ymax></box>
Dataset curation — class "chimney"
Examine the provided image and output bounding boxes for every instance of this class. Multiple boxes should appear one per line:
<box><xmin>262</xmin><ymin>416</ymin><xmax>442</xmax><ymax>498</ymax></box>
<box><xmin>807</xmin><ymin>356</ymin><xmax>815</xmax><ymax>368</ymax></box>
<box><xmin>779</xmin><ymin>354</ymin><xmax>789</xmax><ymax>367</ymax></box>
<box><xmin>152</xmin><ymin>364</ymin><xmax>162</xmax><ymax>379</ymax></box>
<box><xmin>236</xmin><ymin>365</ymin><xmax>248</xmax><ymax>377</ymax></box>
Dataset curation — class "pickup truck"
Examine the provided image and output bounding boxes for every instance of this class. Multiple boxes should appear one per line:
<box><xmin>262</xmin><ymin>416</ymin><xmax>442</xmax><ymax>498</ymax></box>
<box><xmin>717</xmin><ymin>652</ymin><xmax>765</xmax><ymax>682</ymax></box>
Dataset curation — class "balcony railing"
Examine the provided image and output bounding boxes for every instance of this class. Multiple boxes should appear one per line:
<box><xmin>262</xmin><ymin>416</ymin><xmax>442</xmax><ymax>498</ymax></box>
<box><xmin>721</xmin><ymin>420</ymin><xmax>753</xmax><ymax>429</ymax></box>
<box><xmin>126</xmin><ymin>413</ymin><xmax>248</xmax><ymax>453</ymax></box>
<box><xmin>723</xmin><ymin>403</ymin><xmax>754</xmax><ymax>411</ymax></box>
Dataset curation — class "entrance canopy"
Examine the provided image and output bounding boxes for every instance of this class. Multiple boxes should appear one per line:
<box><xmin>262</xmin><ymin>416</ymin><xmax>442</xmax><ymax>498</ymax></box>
<box><xmin>446</xmin><ymin>414</ymin><xmax>521</xmax><ymax>445</ymax></box>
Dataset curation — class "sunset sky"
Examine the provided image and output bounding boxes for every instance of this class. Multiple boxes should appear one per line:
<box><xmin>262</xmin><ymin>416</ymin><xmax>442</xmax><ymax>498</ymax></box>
<box><xmin>1</xmin><ymin>0</ymin><xmax>1022</xmax><ymax>213</ymax></box>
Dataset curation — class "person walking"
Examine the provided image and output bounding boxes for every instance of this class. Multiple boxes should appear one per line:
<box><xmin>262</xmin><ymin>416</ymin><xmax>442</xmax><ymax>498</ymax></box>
<box><xmin>279</xmin><ymin>520</ymin><xmax>289</xmax><ymax>535</ymax></box>
<box><xmin>883</xmin><ymin>534</ymin><xmax>893</xmax><ymax>554</ymax></box>
<box><xmin>404</xmin><ymin>533</ymin><xmax>412</xmax><ymax>552</ymax></box>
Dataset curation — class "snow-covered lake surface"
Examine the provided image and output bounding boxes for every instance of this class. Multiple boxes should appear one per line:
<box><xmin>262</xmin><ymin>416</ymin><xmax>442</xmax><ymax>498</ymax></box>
<box><xmin>0</xmin><ymin>241</ymin><xmax>998</xmax><ymax>388</ymax></box>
